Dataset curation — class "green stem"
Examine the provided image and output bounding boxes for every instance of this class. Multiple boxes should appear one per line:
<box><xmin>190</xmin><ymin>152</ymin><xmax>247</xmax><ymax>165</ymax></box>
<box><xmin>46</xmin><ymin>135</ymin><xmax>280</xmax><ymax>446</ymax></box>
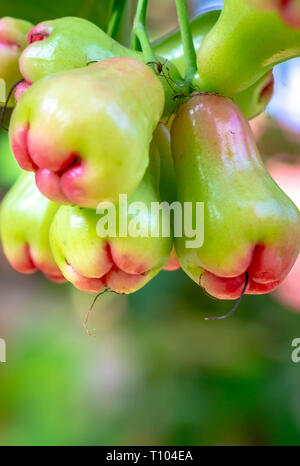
<box><xmin>132</xmin><ymin>0</ymin><xmax>156</xmax><ymax>62</ymax></box>
<box><xmin>175</xmin><ymin>0</ymin><xmax>197</xmax><ymax>84</ymax></box>
<box><xmin>107</xmin><ymin>0</ymin><xmax>128</xmax><ymax>39</ymax></box>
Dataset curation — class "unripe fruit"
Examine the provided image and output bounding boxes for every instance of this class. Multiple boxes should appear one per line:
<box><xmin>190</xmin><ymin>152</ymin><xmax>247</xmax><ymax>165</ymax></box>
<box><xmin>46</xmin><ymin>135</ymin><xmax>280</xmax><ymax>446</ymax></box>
<box><xmin>196</xmin><ymin>0</ymin><xmax>300</xmax><ymax>94</ymax></box>
<box><xmin>0</xmin><ymin>172</ymin><xmax>65</xmax><ymax>282</ymax></box>
<box><xmin>10</xmin><ymin>57</ymin><xmax>164</xmax><ymax>208</ymax></box>
<box><xmin>50</xmin><ymin>125</ymin><xmax>173</xmax><ymax>293</ymax></box>
<box><xmin>171</xmin><ymin>94</ymin><xmax>300</xmax><ymax>300</ymax></box>
<box><xmin>19</xmin><ymin>13</ymin><xmax>271</xmax><ymax>120</ymax></box>
<box><xmin>233</xmin><ymin>71</ymin><xmax>274</xmax><ymax>120</ymax></box>
<box><xmin>0</xmin><ymin>17</ymin><xmax>32</xmax><ymax>106</ymax></box>
<box><xmin>20</xmin><ymin>17</ymin><xmax>141</xmax><ymax>83</ymax></box>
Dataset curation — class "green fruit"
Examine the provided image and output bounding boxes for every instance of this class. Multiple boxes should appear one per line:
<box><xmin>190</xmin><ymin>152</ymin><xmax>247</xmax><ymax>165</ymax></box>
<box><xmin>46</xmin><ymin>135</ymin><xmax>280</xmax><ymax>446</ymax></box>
<box><xmin>171</xmin><ymin>94</ymin><xmax>300</xmax><ymax>300</ymax></box>
<box><xmin>10</xmin><ymin>57</ymin><xmax>164</xmax><ymax>208</ymax></box>
<box><xmin>0</xmin><ymin>16</ymin><xmax>32</xmax><ymax>106</ymax></box>
<box><xmin>154</xmin><ymin>8</ymin><xmax>220</xmax><ymax>77</ymax></box>
<box><xmin>195</xmin><ymin>0</ymin><xmax>300</xmax><ymax>94</ymax></box>
<box><xmin>50</xmin><ymin>124</ymin><xmax>173</xmax><ymax>294</ymax></box>
<box><xmin>0</xmin><ymin>172</ymin><xmax>65</xmax><ymax>282</ymax></box>
<box><xmin>20</xmin><ymin>17</ymin><xmax>141</xmax><ymax>83</ymax></box>
<box><xmin>233</xmin><ymin>70</ymin><xmax>274</xmax><ymax>120</ymax></box>
<box><xmin>19</xmin><ymin>16</ymin><xmax>185</xmax><ymax>117</ymax></box>
<box><xmin>248</xmin><ymin>0</ymin><xmax>300</xmax><ymax>28</ymax></box>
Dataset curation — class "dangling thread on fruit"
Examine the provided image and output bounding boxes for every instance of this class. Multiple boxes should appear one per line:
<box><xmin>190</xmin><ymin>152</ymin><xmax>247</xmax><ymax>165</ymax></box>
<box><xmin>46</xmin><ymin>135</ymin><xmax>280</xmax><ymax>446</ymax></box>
<box><xmin>83</xmin><ymin>287</ymin><xmax>113</xmax><ymax>337</ymax></box>
<box><xmin>0</xmin><ymin>78</ymin><xmax>24</xmax><ymax>131</ymax></box>
<box><xmin>205</xmin><ymin>272</ymin><xmax>249</xmax><ymax>321</ymax></box>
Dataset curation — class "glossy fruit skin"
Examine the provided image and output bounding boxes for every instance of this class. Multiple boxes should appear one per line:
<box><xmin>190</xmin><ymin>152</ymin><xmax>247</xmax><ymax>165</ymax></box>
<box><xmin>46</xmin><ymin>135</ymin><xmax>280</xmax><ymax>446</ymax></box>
<box><xmin>0</xmin><ymin>172</ymin><xmax>65</xmax><ymax>282</ymax></box>
<box><xmin>20</xmin><ymin>17</ymin><xmax>141</xmax><ymax>83</ymax></box>
<box><xmin>18</xmin><ymin>11</ymin><xmax>272</xmax><ymax>121</ymax></box>
<box><xmin>0</xmin><ymin>17</ymin><xmax>32</xmax><ymax>106</ymax></box>
<box><xmin>18</xmin><ymin>11</ymin><xmax>273</xmax><ymax>120</ymax></box>
<box><xmin>196</xmin><ymin>0</ymin><xmax>300</xmax><ymax>95</ymax></box>
<box><xmin>20</xmin><ymin>11</ymin><xmax>222</xmax><ymax>84</ymax></box>
<box><xmin>49</xmin><ymin>125</ymin><xmax>173</xmax><ymax>294</ymax></box>
<box><xmin>19</xmin><ymin>17</ymin><xmax>185</xmax><ymax>118</ymax></box>
<box><xmin>171</xmin><ymin>94</ymin><xmax>300</xmax><ymax>300</ymax></box>
<box><xmin>233</xmin><ymin>70</ymin><xmax>274</xmax><ymax>120</ymax></box>
<box><xmin>154</xmin><ymin>8</ymin><xmax>220</xmax><ymax>77</ymax></box>
<box><xmin>155</xmin><ymin>7</ymin><xmax>273</xmax><ymax>119</ymax></box>
<box><xmin>10</xmin><ymin>57</ymin><xmax>164</xmax><ymax>208</ymax></box>
<box><xmin>155</xmin><ymin>123</ymin><xmax>179</xmax><ymax>272</ymax></box>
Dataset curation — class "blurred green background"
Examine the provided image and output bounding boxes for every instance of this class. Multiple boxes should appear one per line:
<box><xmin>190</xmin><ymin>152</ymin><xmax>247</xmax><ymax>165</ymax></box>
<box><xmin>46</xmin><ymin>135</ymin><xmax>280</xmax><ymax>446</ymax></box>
<box><xmin>0</xmin><ymin>0</ymin><xmax>300</xmax><ymax>446</ymax></box>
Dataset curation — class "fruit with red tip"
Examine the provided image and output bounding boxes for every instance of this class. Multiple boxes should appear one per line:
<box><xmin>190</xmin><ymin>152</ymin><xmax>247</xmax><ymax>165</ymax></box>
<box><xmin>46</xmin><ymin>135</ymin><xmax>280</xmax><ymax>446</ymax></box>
<box><xmin>0</xmin><ymin>172</ymin><xmax>65</xmax><ymax>282</ymax></box>
<box><xmin>9</xmin><ymin>57</ymin><xmax>164</xmax><ymax>208</ymax></box>
<box><xmin>49</xmin><ymin>125</ymin><xmax>173</xmax><ymax>293</ymax></box>
<box><xmin>171</xmin><ymin>94</ymin><xmax>300</xmax><ymax>300</ymax></box>
<box><xmin>20</xmin><ymin>17</ymin><xmax>141</xmax><ymax>84</ymax></box>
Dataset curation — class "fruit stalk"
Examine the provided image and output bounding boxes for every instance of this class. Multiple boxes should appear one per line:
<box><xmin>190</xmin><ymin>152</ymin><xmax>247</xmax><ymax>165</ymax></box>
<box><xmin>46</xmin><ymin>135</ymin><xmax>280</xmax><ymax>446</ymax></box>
<box><xmin>175</xmin><ymin>0</ymin><xmax>197</xmax><ymax>85</ymax></box>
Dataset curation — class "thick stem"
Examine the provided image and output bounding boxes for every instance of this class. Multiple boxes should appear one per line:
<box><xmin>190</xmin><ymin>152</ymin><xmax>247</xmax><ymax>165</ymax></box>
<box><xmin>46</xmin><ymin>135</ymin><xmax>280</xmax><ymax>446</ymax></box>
<box><xmin>132</xmin><ymin>0</ymin><xmax>156</xmax><ymax>62</ymax></box>
<box><xmin>175</xmin><ymin>0</ymin><xmax>197</xmax><ymax>84</ymax></box>
<box><xmin>107</xmin><ymin>0</ymin><xmax>128</xmax><ymax>40</ymax></box>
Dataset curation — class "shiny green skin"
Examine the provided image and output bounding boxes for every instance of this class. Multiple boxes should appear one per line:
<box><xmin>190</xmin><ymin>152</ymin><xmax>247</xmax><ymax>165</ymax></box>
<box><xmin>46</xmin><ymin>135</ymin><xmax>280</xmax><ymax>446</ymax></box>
<box><xmin>19</xmin><ymin>10</ymin><xmax>273</xmax><ymax>119</ymax></box>
<box><xmin>155</xmin><ymin>122</ymin><xmax>177</xmax><ymax>205</ymax></box>
<box><xmin>10</xmin><ymin>58</ymin><xmax>164</xmax><ymax>208</ymax></box>
<box><xmin>50</xmin><ymin>125</ymin><xmax>173</xmax><ymax>294</ymax></box>
<box><xmin>0</xmin><ymin>172</ymin><xmax>63</xmax><ymax>280</ymax></box>
<box><xmin>196</xmin><ymin>0</ymin><xmax>300</xmax><ymax>94</ymax></box>
<box><xmin>20</xmin><ymin>17</ymin><xmax>186</xmax><ymax>117</ymax></box>
<box><xmin>171</xmin><ymin>95</ymin><xmax>300</xmax><ymax>296</ymax></box>
<box><xmin>0</xmin><ymin>17</ymin><xmax>32</xmax><ymax>106</ymax></box>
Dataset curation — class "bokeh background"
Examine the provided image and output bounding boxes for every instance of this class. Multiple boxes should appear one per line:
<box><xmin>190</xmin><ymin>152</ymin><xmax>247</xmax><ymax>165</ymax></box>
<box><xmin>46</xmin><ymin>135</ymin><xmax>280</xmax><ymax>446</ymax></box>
<box><xmin>0</xmin><ymin>0</ymin><xmax>300</xmax><ymax>446</ymax></box>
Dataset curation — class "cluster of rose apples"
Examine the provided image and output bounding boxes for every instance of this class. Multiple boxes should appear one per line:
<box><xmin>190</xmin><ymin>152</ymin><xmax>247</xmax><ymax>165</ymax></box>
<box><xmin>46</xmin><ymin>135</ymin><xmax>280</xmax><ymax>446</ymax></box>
<box><xmin>1</xmin><ymin>0</ymin><xmax>300</xmax><ymax>308</ymax></box>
